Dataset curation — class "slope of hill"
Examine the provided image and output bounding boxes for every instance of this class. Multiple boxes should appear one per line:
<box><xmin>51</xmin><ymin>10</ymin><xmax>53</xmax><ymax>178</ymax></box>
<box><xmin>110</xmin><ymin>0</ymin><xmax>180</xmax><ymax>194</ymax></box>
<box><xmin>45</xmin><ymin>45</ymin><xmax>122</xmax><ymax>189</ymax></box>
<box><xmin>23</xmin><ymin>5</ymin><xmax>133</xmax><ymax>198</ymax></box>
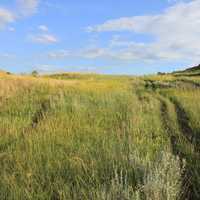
<box><xmin>173</xmin><ymin>64</ymin><xmax>200</xmax><ymax>76</ymax></box>
<box><xmin>0</xmin><ymin>70</ymin><xmax>10</xmax><ymax>75</ymax></box>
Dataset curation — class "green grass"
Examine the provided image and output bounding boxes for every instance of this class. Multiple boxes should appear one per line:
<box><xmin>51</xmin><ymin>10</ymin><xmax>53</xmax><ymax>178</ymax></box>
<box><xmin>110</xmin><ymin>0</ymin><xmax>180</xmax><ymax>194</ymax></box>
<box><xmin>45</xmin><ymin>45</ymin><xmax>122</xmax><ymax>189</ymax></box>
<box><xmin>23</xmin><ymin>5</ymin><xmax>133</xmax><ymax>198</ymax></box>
<box><xmin>0</xmin><ymin>73</ymin><xmax>199</xmax><ymax>199</ymax></box>
<box><xmin>173</xmin><ymin>64</ymin><xmax>200</xmax><ymax>77</ymax></box>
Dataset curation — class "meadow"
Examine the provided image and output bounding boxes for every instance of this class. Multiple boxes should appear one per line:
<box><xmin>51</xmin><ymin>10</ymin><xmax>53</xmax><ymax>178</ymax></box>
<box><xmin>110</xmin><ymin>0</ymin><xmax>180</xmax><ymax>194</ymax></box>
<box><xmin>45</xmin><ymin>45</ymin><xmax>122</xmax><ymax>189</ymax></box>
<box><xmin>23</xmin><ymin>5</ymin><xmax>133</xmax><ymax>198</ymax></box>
<box><xmin>0</xmin><ymin>71</ymin><xmax>199</xmax><ymax>200</ymax></box>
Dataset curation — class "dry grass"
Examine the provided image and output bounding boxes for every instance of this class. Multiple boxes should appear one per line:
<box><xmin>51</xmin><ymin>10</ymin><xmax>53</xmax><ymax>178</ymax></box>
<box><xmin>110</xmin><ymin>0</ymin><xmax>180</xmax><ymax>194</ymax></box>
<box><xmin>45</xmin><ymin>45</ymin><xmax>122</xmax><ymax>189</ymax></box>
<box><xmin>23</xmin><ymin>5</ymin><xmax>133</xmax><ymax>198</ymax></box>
<box><xmin>1</xmin><ymin>72</ymin><xmax>199</xmax><ymax>199</ymax></box>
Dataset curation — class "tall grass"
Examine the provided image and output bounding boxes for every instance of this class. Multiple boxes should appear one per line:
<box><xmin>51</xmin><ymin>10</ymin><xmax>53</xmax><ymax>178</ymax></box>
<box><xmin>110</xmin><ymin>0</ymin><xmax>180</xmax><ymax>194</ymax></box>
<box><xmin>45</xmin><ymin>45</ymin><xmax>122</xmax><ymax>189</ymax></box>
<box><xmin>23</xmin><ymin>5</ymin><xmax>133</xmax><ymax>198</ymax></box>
<box><xmin>0</xmin><ymin>74</ymin><xmax>190</xmax><ymax>199</ymax></box>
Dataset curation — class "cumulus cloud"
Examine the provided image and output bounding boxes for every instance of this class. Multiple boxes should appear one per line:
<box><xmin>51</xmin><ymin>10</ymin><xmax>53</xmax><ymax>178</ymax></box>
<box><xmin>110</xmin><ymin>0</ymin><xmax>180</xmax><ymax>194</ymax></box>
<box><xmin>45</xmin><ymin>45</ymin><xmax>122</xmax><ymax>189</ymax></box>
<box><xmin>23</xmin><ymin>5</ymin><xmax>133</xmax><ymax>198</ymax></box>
<box><xmin>46</xmin><ymin>48</ymin><xmax>113</xmax><ymax>60</ymax></box>
<box><xmin>0</xmin><ymin>8</ymin><xmax>15</xmax><ymax>29</ymax></box>
<box><xmin>87</xmin><ymin>1</ymin><xmax>200</xmax><ymax>34</ymax></box>
<box><xmin>30</xmin><ymin>34</ymin><xmax>58</xmax><ymax>44</ymax></box>
<box><xmin>29</xmin><ymin>24</ymin><xmax>58</xmax><ymax>45</ymax></box>
<box><xmin>38</xmin><ymin>25</ymin><xmax>48</xmax><ymax>32</ymax></box>
<box><xmin>0</xmin><ymin>0</ymin><xmax>40</xmax><ymax>30</ymax></box>
<box><xmin>86</xmin><ymin>0</ymin><xmax>200</xmax><ymax>63</ymax></box>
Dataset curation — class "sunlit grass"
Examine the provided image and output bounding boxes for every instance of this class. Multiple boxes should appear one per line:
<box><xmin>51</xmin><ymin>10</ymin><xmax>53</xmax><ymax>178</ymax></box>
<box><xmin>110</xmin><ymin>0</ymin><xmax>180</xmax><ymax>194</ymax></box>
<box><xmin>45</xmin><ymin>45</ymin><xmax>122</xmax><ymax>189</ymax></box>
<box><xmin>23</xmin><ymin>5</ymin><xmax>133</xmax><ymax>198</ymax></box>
<box><xmin>0</xmin><ymin>72</ymin><xmax>199</xmax><ymax>199</ymax></box>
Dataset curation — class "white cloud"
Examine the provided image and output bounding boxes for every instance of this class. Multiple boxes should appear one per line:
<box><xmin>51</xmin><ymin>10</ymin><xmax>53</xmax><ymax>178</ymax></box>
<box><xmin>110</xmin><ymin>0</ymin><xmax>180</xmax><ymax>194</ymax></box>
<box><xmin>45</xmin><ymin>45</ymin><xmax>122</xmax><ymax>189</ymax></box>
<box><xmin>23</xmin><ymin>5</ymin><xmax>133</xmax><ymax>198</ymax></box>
<box><xmin>0</xmin><ymin>0</ymin><xmax>40</xmax><ymax>30</ymax></box>
<box><xmin>0</xmin><ymin>8</ymin><xmax>15</xmax><ymax>29</ymax></box>
<box><xmin>17</xmin><ymin>0</ymin><xmax>39</xmax><ymax>16</ymax></box>
<box><xmin>46</xmin><ymin>48</ymin><xmax>113</xmax><ymax>60</ymax></box>
<box><xmin>38</xmin><ymin>25</ymin><xmax>48</xmax><ymax>32</ymax></box>
<box><xmin>87</xmin><ymin>1</ymin><xmax>200</xmax><ymax>34</ymax></box>
<box><xmin>47</xmin><ymin>50</ymin><xmax>70</xmax><ymax>59</ymax></box>
<box><xmin>30</xmin><ymin>34</ymin><xmax>58</xmax><ymax>44</ymax></box>
<box><xmin>29</xmin><ymin>24</ymin><xmax>58</xmax><ymax>45</ymax></box>
<box><xmin>86</xmin><ymin>0</ymin><xmax>200</xmax><ymax>63</ymax></box>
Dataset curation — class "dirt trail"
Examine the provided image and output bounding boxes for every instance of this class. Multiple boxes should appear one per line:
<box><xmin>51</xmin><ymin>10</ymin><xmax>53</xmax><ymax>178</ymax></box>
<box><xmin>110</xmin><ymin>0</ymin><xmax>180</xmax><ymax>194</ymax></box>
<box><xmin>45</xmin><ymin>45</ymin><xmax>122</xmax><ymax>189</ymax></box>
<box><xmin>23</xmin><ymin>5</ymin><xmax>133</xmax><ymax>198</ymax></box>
<box><xmin>31</xmin><ymin>100</ymin><xmax>51</xmax><ymax>128</ymax></box>
<box><xmin>166</xmin><ymin>97</ymin><xmax>200</xmax><ymax>199</ymax></box>
<box><xmin>22</xmin><ymin>98</ymin><xmax>54</xmax><ymax>134</ymax></box>
<box><xmin>144</xmin><ymin>79</ymin><xmax>199</xmax><ymax>148</ymax></box>
<box><xmin>159</xmin><ymin>98</ymin><xmax>181</xmax><ymax>156</ymax></box>
<box><xmin>177</xmin><ymin>79</ymin><xmax>200</xmax><ymax>88</ymax></box>
<box><xmin>157</xmin><ymin>96</ymin><xmax>195</xmax><ymax>200</ymax></box>
<box><xmin>170</xmin><ymin>98</ymin><xmax>194</xmax><ymax>144</ymax></box>
<box><xmin>142</xmin><ymin>80</ymin><xmax>199</xmax><ymax>199</ymax></box>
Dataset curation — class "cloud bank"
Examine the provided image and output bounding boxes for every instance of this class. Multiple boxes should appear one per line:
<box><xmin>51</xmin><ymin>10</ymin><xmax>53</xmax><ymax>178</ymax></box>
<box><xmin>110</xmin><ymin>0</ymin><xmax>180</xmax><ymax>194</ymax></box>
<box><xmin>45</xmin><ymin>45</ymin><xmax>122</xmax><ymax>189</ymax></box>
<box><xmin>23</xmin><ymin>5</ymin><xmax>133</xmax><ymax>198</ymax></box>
<box><xmin>0</xmin><ymin>0</ymin><xmax>39</xmax><ymax>29</ymax></box>
<box><xmin>86</xmin><ymin>0</ymin><xmax>200</xmax><ymax>63</ymax></box>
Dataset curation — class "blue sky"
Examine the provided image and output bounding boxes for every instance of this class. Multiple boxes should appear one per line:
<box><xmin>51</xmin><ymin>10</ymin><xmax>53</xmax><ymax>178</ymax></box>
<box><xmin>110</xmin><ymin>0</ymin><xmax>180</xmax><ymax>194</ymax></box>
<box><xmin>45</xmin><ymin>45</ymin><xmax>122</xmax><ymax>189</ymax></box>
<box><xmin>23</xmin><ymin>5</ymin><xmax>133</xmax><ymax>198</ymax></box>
<box><xmin>0</xmin><ymin>0</ymin><xmax>199</xmax><ymax>74</ymax></box>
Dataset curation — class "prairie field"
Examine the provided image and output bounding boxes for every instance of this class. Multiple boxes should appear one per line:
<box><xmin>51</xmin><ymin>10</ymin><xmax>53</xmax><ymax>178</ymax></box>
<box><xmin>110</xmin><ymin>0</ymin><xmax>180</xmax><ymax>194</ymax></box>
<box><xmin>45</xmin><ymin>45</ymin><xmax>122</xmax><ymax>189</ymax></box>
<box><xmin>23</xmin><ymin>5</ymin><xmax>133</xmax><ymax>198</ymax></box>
<box><xmin>0</xmin><ymin>72</ymin><xmax>200</xmax><ymax>200</ymax></box>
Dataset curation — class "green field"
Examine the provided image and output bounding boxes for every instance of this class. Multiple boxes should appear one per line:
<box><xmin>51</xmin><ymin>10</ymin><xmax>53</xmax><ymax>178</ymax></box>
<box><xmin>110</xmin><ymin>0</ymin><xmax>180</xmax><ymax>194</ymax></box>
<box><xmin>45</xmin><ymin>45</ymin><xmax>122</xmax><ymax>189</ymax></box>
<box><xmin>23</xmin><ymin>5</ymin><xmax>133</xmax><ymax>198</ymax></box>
<box><xmin>0</xmin><ymin>71</ymin><xmax>200</xmax><ymax>200</ymax></box>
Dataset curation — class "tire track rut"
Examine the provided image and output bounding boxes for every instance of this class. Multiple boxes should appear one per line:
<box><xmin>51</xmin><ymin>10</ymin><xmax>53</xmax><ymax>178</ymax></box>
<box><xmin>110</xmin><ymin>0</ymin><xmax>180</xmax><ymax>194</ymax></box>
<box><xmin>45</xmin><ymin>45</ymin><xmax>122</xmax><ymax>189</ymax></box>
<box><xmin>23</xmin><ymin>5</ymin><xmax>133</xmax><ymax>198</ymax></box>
<box><xmin>169</xmin><ymin>97</ymin><xmax>200</xmax><ymax>152</ymax></box>
<box><xmin>166</xmin><ymin>97</ymin><xmax>200</xmax><ymax>199</ymax></box>
<box><xmin>143</xmin><ymin>79</ymin><xmax>199</xmax><ymax>199</ymax></box>
<box><xmin>22</xmin><ymin>98</ymin><xmax>55</xmax><ymax>133</ymax></box>
<box><xmin>159</xmin><ymin>98</ymin><xmax>183</xmax><ymax>157</ymax></box>
<box><xmin>158</xmin><ymin>97</ymin><xmax>195</xmax><ymax>200</ymax></box>
<box><xmin>31</xmin><ymin>100</ymin><xmax>50</xmax><ymax>128</ymax></box>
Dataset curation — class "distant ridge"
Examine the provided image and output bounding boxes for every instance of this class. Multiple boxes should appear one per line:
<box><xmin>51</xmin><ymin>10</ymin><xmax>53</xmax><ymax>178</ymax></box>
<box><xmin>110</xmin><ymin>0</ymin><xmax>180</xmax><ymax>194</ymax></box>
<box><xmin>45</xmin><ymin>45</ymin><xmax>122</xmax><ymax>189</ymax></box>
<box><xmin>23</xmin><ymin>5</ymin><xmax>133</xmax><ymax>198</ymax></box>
<box><xmin>173</xmin><ymin>64</ymin><xmax>200</xmax><ymax>76</ymax></box>
<box><xmin>0</xmin><ymin>69</ymin><xmax>10</xmax><ymax>75</ymax></box>
<box><xmin>184</xmin><ymin>64</ymin><xmax>200</xmax><ymax>72</ymax></box>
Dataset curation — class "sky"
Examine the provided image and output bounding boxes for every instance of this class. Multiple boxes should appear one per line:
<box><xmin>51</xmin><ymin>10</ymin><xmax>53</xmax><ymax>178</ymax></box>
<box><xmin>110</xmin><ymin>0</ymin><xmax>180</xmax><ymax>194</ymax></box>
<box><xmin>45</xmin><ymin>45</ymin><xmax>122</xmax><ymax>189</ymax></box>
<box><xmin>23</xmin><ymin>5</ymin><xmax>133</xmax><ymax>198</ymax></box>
<box><xmin>0</xmin><ymin>0</ymin><xmax>199</xmax><ymax>75</ymax></box>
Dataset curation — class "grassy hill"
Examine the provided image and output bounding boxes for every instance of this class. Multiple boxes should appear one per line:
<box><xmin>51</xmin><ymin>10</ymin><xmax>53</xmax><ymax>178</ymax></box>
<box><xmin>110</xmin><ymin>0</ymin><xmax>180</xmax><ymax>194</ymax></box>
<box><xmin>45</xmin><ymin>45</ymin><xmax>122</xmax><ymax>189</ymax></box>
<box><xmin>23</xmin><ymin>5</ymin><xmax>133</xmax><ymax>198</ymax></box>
<box><xmin>173</xmin><ymin>64</ymin><xmax>200</xmax><ymax>76</ymax></box>
<box><xmin>0</xmin><ymin>72</ymin><xmax>200</xmax><ymax>199</ymax></box>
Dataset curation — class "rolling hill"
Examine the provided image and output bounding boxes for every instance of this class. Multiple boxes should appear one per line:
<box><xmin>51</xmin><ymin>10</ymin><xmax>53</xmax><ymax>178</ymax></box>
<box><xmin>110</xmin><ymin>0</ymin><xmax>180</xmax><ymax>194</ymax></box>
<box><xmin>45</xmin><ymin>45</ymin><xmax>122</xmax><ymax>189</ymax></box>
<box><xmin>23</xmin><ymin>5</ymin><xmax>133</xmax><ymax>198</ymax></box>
<box><xmin>173</xmin><ymin>64</ymin><xmax>200</xmax><ymax>76</ymax></box>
